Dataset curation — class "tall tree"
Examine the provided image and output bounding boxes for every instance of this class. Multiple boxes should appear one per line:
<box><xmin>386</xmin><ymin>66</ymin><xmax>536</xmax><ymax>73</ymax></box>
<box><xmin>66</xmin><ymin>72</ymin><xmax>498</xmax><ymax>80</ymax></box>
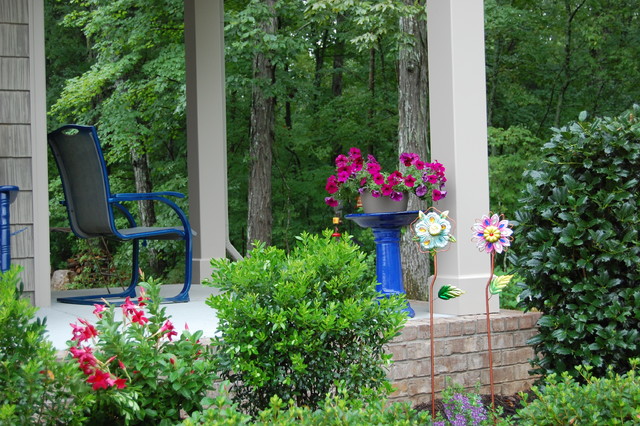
<box><xmin>397</xmin><ymin>0</ymin><xmax>429</xmax><ymax>300</ymax></box>
<box><xmin>247</xmin><ymin>0</ymin><xmax>278</xmax><ymax>246</ymax></box>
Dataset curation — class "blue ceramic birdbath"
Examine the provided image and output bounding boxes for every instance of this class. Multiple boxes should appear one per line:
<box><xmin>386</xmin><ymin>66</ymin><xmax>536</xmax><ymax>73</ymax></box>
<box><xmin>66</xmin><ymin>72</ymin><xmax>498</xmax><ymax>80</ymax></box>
<box><xmin>345</xmin><ymin>210</ymin><xmax>419</xmax><ymax>317</ymax></box>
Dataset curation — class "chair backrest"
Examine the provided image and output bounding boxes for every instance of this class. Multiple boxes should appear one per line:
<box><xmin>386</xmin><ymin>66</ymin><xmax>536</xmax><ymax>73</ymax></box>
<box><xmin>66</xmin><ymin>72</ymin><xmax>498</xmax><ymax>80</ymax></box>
<box><xmin>48</xmin><ymin>125</ymin><xmax>116</xmax><ymax>238</ymax></box>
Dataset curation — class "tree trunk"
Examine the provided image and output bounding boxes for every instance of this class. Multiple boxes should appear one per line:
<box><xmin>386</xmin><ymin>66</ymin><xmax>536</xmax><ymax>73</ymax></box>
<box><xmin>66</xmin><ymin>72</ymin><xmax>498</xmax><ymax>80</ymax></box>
<box><xmin>247</xmin><ymin>0</ymin><xmax>277</xmax><ymax>248</ymax></box>
<box><xmin>397</xmin><ymin>0</ymin><xmax>429</xmax><ymax>301</ymax></box>
<box><xmin>130</xmin><ymin>147</ymin><xmax>164</xmax><ymax>275</ymax></box>
<box><xmin>332</xmin><ymin>15</ymin><xmax>345</xmax><ymax>97</ymax></box>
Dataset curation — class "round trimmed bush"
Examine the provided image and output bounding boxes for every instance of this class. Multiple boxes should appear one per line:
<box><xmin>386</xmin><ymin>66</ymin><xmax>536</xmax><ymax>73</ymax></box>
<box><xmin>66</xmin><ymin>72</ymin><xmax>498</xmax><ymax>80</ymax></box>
<box><xmin>513</xmin><ymin>106</ymin><xmax>640</xmax><ymax>378</ymax></box>
<box><xmin>206</xmin><ymin>231</ymin><xmax>408</xmax><ymax>416</ymax></box>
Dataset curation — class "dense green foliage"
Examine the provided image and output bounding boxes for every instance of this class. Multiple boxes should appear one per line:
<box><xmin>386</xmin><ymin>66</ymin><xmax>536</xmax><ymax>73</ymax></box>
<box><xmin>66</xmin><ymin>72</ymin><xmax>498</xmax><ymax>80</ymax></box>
<box><xmin>183</xmin><ymin>394</ymin><xmax>430</xmax><ymax>425</ymax></box>
<box><xmin>0</xmin><ymin>266</ymin><xmax>89</xmax><ymax>424</ymax></box>
<box><xmin>515</xmin><ymin>360</ymin><xmax>640</xmax><ymax>424</ymax></box>
<box><xmin>206</xmin><ymin>231</ymin><xmax>407</xmax><ymax>416</ymax></box>
<box><xmin>512</xmin><ymin>106</ymin><xmax>640</xmax><ymax>378</ymax></box>
<box><xmin>45</xmin><ymin>0</ymin><xmax>640</xmax><ymax>280</ymax></box>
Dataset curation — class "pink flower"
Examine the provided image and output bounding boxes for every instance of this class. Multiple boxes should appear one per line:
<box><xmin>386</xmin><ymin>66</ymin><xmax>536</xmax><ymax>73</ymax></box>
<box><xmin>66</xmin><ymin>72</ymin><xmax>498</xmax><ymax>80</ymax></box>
<box><xmin>70</xmin><ymin>345</ymin><xmax>98</xmax><ymax>374</ymax></box>
<box><xmin>404</xmin><ymin>174</ymin><xmax>417</xmax><ymax>187</ymax></box>
<box><xmin>113</xmin><ymin>377</ymin><xmax>127</xmax><ymax>389</ymax></box>
<box><xmin>160</xmin><ymin>320</ymin><xmax>178</xmax><ymax>341</ymax></box>
<box><xmin>130</xmin><ymin>309</ymin><xmax>149</xmax><ymax>325</ymax></box>
<box><xmin>70</xmin><ymin>319</ymin><xmax>98</xmax><ymax>342</ymax></box>
<box><xmin>335</xmin><ymin>154</ymin><xmax>349</xmax><ymax>167</ymax></box>
<box><xmin>92</xmin><ymin>304</ymin><xmax>106</xmax><ymax>318</ymax></box>
<box><xmin>325</xmin><ymin>176</ymin><xmax>339</xmax><ymax>194</ymax></box>
<box><xmin>389</xmin><ymin>191</ymin><xmax>404</xmax><ymax>201</ymax></box>
<box><xmin>471</xmin><ymin>214</ymin><xmax>514</xmax><ymax>254</ymax></box>
<box><xmin>432</xmin><ymin>189</ymin><xmax>447</xmax><ymax>202</ymax></box>
<box><xmin>87</xmin><ymin>369</ymin><xmax>114</xmax><ymax>390</ymax></box>
<box><xmin>381</xmin><ymin>184</ymin><xmax>394</xmax><ymax>196</ymax></box>
<box><xmin>324</xmin><ymin>197</ymin><xmax>338</xmax><ymax>207</ymax></box>
<box><xmin>372</xmin><ymin>173</ymin><xmax>385</xmax><ymax>185</ymax></box>
<box><xmin>121</xmin><ymin>297</ymin><xmax>137</xmax><ymax>316</ymax></box>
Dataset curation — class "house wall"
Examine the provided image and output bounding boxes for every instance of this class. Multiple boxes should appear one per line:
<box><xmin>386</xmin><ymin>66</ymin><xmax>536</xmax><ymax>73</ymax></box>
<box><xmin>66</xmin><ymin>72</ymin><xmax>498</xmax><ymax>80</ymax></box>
<box><xmin>0</xmin><ymin>0</ymin><xmax>50</xmax><ymax>305</ymax></box>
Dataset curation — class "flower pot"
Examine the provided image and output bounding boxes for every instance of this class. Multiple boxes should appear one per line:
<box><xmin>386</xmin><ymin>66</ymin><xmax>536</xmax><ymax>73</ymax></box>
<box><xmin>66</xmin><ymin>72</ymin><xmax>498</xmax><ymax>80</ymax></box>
<box><xmin>360</xmin><ymin>190</ymin><xmax>409</xmax><ymax>214</ymax></box>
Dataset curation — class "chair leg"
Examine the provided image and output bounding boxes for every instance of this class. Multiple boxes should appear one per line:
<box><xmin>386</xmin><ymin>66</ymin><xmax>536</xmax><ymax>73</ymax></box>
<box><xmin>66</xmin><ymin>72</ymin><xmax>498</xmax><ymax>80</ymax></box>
<box><xmin>162</xmin><ymin>232</ymin><xmax>192</xmax><ymax>303</ymax></box>
<box><xmin>56</xmin><ymin>239</ymin><xmax>140</xmax><ymax>305</ymax></box>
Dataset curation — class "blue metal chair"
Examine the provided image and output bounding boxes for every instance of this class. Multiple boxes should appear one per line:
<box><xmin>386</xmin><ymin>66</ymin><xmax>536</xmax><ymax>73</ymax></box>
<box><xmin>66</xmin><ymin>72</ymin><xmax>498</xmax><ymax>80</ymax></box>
<box><xmin>48</xmin><ymin>125</ymin><xmax>193</xmax><ymax>304</ymax></box>
<box><xmin>0</xmin><ymin>185</ymin><xmax>19</xmax><ymax>273</ymax></box>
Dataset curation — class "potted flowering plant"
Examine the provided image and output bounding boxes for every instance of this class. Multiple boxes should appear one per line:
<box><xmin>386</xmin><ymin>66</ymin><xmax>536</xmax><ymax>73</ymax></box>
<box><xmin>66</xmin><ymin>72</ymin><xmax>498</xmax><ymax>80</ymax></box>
<box><xmin>324</xmin><ymin>147</ymin><xmax>447</xmax><ymax>210</ymax></box>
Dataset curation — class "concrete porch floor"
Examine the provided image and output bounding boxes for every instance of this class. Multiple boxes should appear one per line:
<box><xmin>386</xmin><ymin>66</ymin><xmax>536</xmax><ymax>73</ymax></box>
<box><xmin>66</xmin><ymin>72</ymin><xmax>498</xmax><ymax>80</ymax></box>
<box><xmin>37</xmin><ymin>285</ymin><xmax>438</xmax><ymax>350</ymax></box>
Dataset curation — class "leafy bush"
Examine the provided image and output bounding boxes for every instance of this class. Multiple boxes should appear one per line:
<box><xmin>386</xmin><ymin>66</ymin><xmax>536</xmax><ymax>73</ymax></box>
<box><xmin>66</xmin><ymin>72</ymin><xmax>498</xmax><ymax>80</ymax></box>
<box><xmin>0</xmin><ymin>266</ymin><xmax>88</xmax><ymax>424</ymax></box>
<box><xmin>516</xmin><ymin>359</ymin><xmax>640</xmax><ymax>424</ymax></box>
<box><xmin>67</xmin><ymin>278</ymin><xmax>218</xmax><ymax>425</ymax></box>
<box><xmin>512</xmin><ymin>107</ymin><xmax>640</xmax><ymax>378</ymax></box>
<box><xmin>206</xmin><ymin>231</ymin><xmax>408</xmax><ymax>416</ymax></box>
<box><xmin>183</xmin><ymin>393</ymin><xmax>430</xmax><ymax>425</ymax></box>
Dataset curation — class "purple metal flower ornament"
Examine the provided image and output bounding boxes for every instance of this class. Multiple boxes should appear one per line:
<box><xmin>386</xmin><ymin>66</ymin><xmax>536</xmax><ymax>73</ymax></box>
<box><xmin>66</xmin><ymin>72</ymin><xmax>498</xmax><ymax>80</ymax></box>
<box><xmin>471</xmin><ymin>213</ymin><xmax>514</xmax><ymax>418</ymax></box>
<box><xmin>471</xmin><ymin>213</ymin><xmax>513</xmax><ymax>253</ymax></box>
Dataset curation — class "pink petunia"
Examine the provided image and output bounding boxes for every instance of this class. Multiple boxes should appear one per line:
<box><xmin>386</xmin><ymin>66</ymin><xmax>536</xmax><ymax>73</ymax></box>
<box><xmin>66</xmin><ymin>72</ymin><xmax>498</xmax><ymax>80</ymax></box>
<box><xmin>325</xmin><ymin>197</ymin><xmax>339</xmax><ymax>207</ymax></box>
<box><xmin>404</xmin><ymin>174</ymin><xmax>417</xmax><ymax>187</ymax></box>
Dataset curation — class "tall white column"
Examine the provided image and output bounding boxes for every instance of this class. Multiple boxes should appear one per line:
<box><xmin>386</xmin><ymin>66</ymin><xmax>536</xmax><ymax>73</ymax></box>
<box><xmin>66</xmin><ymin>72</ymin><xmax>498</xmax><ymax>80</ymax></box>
<box><xmin>185</xmin><ymin>0</ymin><xmax>228</xmax><ymax>284</ymax></box>
<box><xmin>427</xmin><ymin>0</ymin><xmax>497</xmax><ymax>315</ymax></box>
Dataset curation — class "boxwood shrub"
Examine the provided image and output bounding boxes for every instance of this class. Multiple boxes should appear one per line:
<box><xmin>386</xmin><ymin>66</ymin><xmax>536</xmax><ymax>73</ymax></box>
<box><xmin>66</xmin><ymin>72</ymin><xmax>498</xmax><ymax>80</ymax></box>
<box><xmin>512</xmin><ymin>106</ymin><xmax>640</xmax><ymax>378</ymax></box>
<box><xmin>206</xmin><ymin>231</ymin><xmax>408</xmax><ymax>416</ymax></box>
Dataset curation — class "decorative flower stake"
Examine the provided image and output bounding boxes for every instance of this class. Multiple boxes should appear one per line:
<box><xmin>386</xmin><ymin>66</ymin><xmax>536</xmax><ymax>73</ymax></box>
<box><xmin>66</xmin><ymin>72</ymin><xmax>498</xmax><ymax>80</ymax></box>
<box><xmin>471</xmin><ymin>214</ymin><xmax>514</xmax><ymax>418</ymax></box>
<box><xmin>411</xmin><ymin>208</ymin><xmax>462</xmax><ymax>419</ymax></box>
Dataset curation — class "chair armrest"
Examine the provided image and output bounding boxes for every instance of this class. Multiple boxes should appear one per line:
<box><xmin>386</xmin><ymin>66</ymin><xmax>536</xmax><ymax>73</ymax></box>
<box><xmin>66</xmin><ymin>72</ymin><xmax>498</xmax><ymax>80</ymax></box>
<box><xmin>112</xmin><ymin>191</ymin><xmax>185</xmax><ymax>201</ymax></box>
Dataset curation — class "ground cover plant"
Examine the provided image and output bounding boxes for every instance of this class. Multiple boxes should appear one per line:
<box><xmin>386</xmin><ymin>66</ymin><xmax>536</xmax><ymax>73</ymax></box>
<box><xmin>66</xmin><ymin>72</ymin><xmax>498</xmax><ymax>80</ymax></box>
<box><xmin>206</xmin><ymin>230</ymin><xmax>408</xmax><ymax>417</ymax></box>
<box><xmin>513</xmin><ymin>106</ymin><xmax>640</xmax><ymax>378</ymax></box>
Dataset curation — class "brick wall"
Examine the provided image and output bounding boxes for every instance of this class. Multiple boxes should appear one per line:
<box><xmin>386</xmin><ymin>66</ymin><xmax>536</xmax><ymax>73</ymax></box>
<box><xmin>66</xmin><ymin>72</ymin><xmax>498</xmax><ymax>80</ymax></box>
<box><xmin>386</xmin><ymin>310</ymin><xmax>542</xmax><ymax>406</ymax></box>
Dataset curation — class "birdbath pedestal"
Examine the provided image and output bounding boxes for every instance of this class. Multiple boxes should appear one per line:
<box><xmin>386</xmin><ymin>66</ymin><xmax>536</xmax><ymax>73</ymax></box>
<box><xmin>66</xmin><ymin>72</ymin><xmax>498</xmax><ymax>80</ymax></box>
<box><xmin>345</xmin><ymin>210</ymin><xmax>419</xmax><ymax>317</ymax></box>
<box><xmin>0</xmin><ymin>185</ymin><xmax>19</xmax><ymax>272</ymax></box>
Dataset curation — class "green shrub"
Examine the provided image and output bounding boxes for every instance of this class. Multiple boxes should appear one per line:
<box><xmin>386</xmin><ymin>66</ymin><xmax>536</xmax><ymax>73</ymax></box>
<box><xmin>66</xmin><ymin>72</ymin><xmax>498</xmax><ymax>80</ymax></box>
<box><xmin>66</xmin><ymin>278</ymin><xmax>218</xmax><ymax>425</ymax></box>
<box><xmin>515</xmin><ymin>359</ymin><xmax>640</xmax><ymax>424</ymax></box>
<box><xmin>206</xmin><ymin>231</ymin><xmax>408</xmax><ymax>416</ymax></box>
<box><xmin>183</xmin><ymin>393</ymin><xmax>429</xmax><ymax>425</ymax></box>
<box><xmin>0</xmin><ymin>266</ymin><xmax>89</xmax><ymax>424</ymax></box>
<box><xmin>512</xmin><ymin>107</ymin><xmax>640</xmax><ymax>378</ymax></box>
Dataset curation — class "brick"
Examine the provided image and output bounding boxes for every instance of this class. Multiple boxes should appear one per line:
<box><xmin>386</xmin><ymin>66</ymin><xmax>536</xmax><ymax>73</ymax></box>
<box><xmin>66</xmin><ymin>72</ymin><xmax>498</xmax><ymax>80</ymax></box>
<box><xmin>405</xmin><ymin>341</ymin><xmax>429</xmax><ymax>360</ymax></box>
<box><xmin>491</xmin><ymin>317</ymin><xmax>506</xmax><ymax>332</ymax></box>
<box><xmin>436</xmin><ymin>353</ymin><xmax>468</xmax><ymax>374</ymax></box>
<box><xmin>409</xmin><ymin>359</ymin><xmax>431</xmax><ymax>378</ymax></box>
<box><xmin>447</xmin><ymin>319</ymin><xmax>464</xmax><ymax>336</ymax></box>
<box><xmin>500</xmin><ymin>378</ymin><xmax>536</xmax><ymax>395</ymax></box>
<box><xmin>467</xmin><ymin>352</ymin><xmax>490</xmax><ymax>370</ymax></box>
<box><xmin>513</xmin><ymin>329</ymin><xmax>539</xmax><ymax>347</ymax></box>
<box><xmin>447</xmin><ymin>336</ymin><xmax>484</xmax><ymax>354</ymax></box>
<box><xmin>386</xmin><ymin>344</ymin><xmax>407</xmax><ymax>361</ymax></box>
<box><xmin>407</xmin><ymin>378</ymin><xmax>431</xmax><ymax>396</ymax></box>
<box><xmin>390</xmin><ymin>380</ymin><xmax>408</xmax><ymax>398</ymax></box>
<box><xmin>399</xmin><ymin>324</ymin><xmax>418</xmax><ymax>341</ymax></box>
<box><xmin>519</xmin><ymin>312</ymin><xmax>542</xmax><ymax>329</ymax></box>
<box><xmin>490</xmin><ymin>332</ymin><xmax>514</xmax><ymax>350</ymax></box>
<box><xmin>501</xmin><ymin>347</ymin><xmax>535</xmax><ymax>366</ymax></box>
<box><xmin>504</xmin><ymin>316</ymin><xmax>520</xmax><ymax>331</ymax></box>
<box><xmin>463</xmin><ymin>318</ymin><xmax>477</xmax><ymax>335</ymax></box>
<box><xmin>476</xmin><ymin>318</ymin><xmax>488</xmax><ymax>334</ymax></box>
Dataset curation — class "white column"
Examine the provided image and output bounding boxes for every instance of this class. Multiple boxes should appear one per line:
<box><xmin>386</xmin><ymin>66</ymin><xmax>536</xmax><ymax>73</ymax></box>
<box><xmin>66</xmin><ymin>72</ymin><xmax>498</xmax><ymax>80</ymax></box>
<box><xmin>427</xmin><ymin>0</ymin><xmax>497</xmax><ymax>315</ymax></box>
<box><xmin>31</xmin><ymin>0</ymin><xmax>51</xmax><ymax>306</ymax></box>
<box><xmin>185</xmin><ymin>0</ymin><xmax>228</xmax><ymax>284</ymax></box>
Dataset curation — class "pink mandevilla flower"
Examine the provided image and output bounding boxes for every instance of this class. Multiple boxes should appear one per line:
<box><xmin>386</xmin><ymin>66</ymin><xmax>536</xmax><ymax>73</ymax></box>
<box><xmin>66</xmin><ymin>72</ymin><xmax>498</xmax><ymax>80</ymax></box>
<box><xmin>472</xmin><ymin>214</ymin><xmax>513</xmax><ymax>254</ymax></box>
<box><xmin>93</xmin><ymin>304</ymin><xmax>106</xmax><ymax>318</ymax></box>
<box><xmin>160</xmin><ymin>320</ymin><xmax>178</xmax><ymax>341</ymax></box>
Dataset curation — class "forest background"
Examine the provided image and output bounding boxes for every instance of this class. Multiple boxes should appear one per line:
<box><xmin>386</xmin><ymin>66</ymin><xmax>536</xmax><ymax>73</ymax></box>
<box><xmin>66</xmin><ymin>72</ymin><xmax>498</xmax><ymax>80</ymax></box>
<box><xmin>44</xmin><ymin>0</ymin><xmax>640</xmax><ymax>296</ymax></box>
